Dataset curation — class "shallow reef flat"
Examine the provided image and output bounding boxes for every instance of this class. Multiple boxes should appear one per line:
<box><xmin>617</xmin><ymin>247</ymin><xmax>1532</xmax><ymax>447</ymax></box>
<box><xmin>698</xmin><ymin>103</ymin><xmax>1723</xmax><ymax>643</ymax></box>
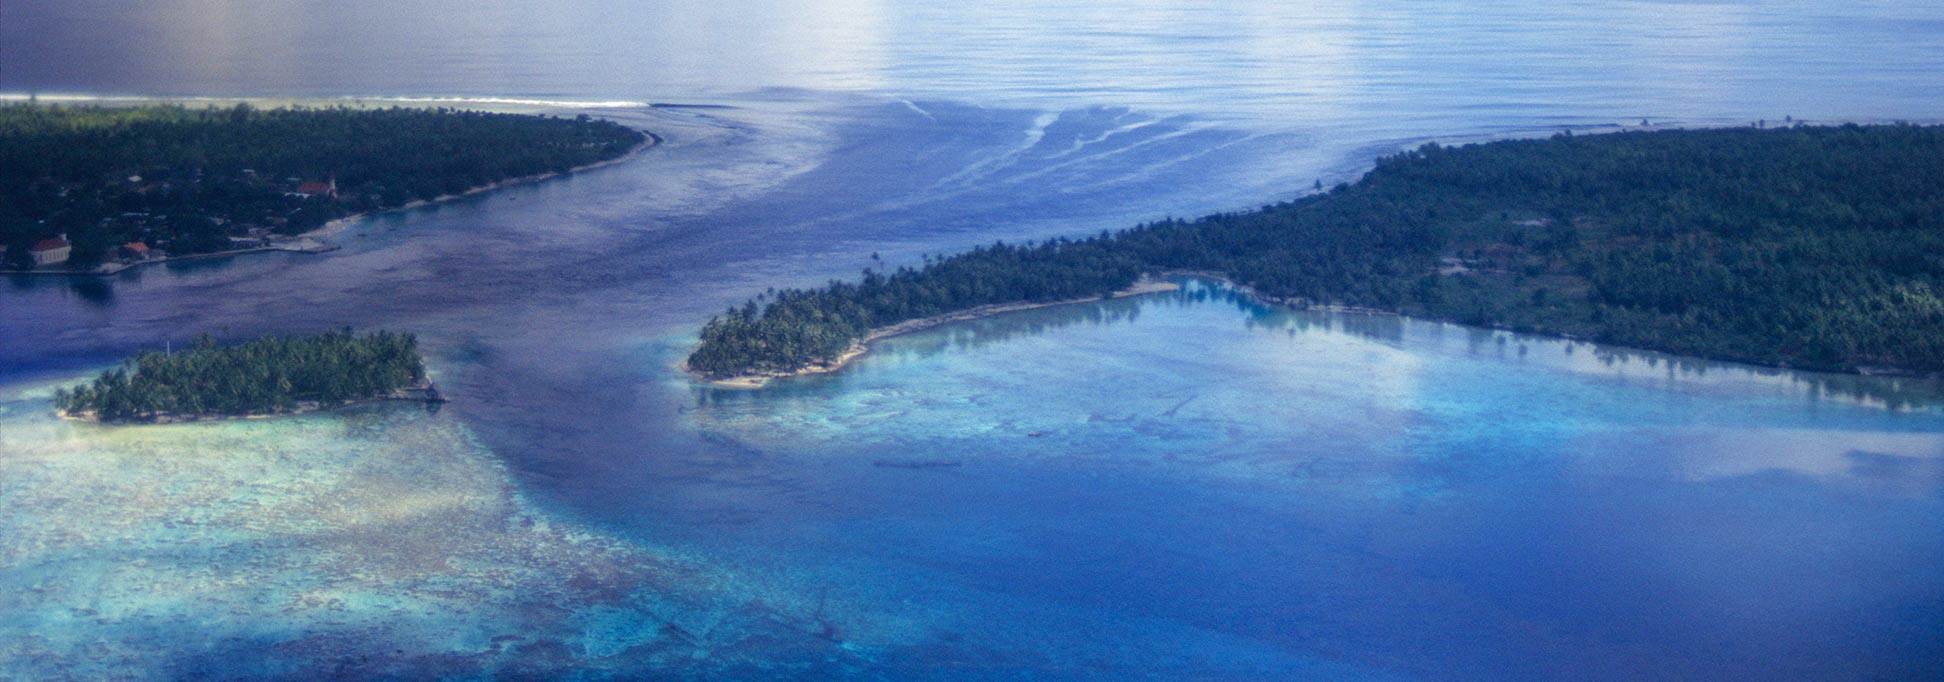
<box><xmin>0</xmin><ymin>382</ymin><xmax>916</xmax><ymax>679</ymax></box>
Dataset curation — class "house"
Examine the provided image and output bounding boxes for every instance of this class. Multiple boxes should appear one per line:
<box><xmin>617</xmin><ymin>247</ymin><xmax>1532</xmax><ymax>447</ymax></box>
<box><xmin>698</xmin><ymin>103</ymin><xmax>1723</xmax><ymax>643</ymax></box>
<box><xmin>30</xmin><ymin>236</ymin><xmax>71</xmax><ymax>266</ymax></box>
<box><xmin>120</xmin><ymin>241</ymin><xmax>152</xmax><ymax>261</ymax></box>
<box><xmin>295</xmin><ymin>178</ymin><xmax>337</xmax><ymax>198</ymax></box>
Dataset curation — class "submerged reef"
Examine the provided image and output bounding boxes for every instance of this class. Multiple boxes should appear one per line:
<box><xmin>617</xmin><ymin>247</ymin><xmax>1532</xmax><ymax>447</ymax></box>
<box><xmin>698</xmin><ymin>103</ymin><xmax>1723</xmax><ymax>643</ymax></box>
<box><xmin>0</xmin><ymin>400</ymin><xmax>910</xmax><ymax>678</ymax></box>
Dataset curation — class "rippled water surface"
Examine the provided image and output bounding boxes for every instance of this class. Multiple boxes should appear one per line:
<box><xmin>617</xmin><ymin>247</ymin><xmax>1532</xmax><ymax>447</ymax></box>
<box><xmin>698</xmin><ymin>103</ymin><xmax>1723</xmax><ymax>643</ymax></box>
<box><xmin>3</xmin><ymin>2</ymin><xmax>1943</xmax><ymax>679</ymax></box>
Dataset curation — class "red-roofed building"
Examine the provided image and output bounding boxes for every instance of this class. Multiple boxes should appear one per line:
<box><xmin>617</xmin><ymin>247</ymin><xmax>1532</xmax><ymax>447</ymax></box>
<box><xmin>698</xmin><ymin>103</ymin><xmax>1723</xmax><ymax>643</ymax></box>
<box><xmin>295</xmin><ymin>178</ymin><xmax>337</xmax><ymax>198</ymax></box>
<box><xmin>121</xmin><ymin>241</ymin><xmax>152</xmax><ymax>260</ymax></box>
<box><xmin>30</xmin><ymin>236</ymin><xmax>71</xmax><ymax>266</ymax></box>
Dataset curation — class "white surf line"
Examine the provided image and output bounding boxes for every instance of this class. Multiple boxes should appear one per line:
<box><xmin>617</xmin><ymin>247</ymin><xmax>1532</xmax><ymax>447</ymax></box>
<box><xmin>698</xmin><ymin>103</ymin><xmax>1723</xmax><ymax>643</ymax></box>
<box><xmin>1054</xmin><ymin>130</ymin><xmax>1272</xmax><ymax>197</ymax></box>
<box><xmin>1046</xmin><ymin>116</ymin><xmax>1163</xmax><ymax>161</ymax></box>
<box><xmin>0</xmin><ymin>93</ymin><xmax>178</xmax><ymax>103</ymax></box>
<box><xmin>814</xmin><ymin>116</ymin><xmax>1225</xmax><ymax>225</ymax></box>
<box><xmin>899</xmin><ymin>99</ymin><xmax>938</xmax><ymax>122</ymax></box>
<box><xmin>924</xmin><ymin>110</ymin><xmax>1063</xmax><ymax>194</ymax></box>
<box><xmin>0</xmin><ymin>92</ymin><xmax>652</xmax><ymax>109</ymax></box>
<box><xmin>978</xmin><ymin>118</ymin><xmax>1219</xmax><ymax>190</ymax></box>
<box><xmin>786</xmin><ymin>110</ymin><xmax>1069</xmax><ymax>225</ymax></box>
<box><xmin>1042</xmin><ymin>109</ymin><xmax>1134</xmax><ymax>159</ymax></box>
<box><xmin>805</xmin><ymin>118</ymin><xmax>1230</xmax><ymax>230</ymax></box>
<box><xmin>354</xmin><ymin>95</ymin><xmax>652</xmax><ymax>109</ymax></box>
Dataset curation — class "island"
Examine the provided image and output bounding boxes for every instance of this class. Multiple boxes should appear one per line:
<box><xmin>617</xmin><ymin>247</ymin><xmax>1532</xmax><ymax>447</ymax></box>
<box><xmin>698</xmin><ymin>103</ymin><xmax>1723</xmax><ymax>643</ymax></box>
<box><xmin>1</xmin><ymin>103</ymin><xmax>648</xmax><ymax>273</ymax></box>
<box><xmin>53</xmin><ymin>330</ymin><xmax>437</xmax><ymax>423</ymax></box>
<box><xmin>689</xmin><ymin>123</ymin><xmax>1944</xmax><ymax>384</ymax></box>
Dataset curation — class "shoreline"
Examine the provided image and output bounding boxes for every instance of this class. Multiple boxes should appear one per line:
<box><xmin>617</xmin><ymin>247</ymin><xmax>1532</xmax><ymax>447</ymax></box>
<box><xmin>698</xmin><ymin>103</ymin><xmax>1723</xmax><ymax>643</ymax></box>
<box><xmin>1152</xmin><ymin>269</ymin><xmax>1405</xmax><ymax>316</ymax></box>
<box><xmin>691</xmin><ymin>269</ymin><xmax>1944</xmax><ymax>389</ymax></box>
<box><xmin>302</xmin><ymin>131</ymin><xmax>659</xmax><ymax>241</ymax></box>
<box><xmin>1166</xmin><ymin>270</ymin><xmax>1944</xmax><ymax>380</ymax></box>
<box><xmin>4</xmin><ymin>131</ymin><xmax>660</xmax><ymax>279</ymax></box>
<box><xmin>57</xmin><ymin>380</ymin><xmax>445</xmax><ymax>425</ymax></box>
<box><xmin>692</xmin><ymin>278</ymin><xmax>1183</xmax><ymax>388</ymax></box>
<box><xmin>1</xmin><ymin>239</ymin><xmax>339</xmax><ymax>278</ymax></box>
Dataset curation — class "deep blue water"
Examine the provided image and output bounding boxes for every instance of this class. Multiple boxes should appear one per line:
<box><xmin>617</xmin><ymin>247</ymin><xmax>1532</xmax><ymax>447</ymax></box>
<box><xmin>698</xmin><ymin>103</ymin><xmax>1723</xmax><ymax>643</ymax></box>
<box><xmin>3</xmin><ymin>2</ymin><xmax>1943</xmax><ymax>679</ymax></box>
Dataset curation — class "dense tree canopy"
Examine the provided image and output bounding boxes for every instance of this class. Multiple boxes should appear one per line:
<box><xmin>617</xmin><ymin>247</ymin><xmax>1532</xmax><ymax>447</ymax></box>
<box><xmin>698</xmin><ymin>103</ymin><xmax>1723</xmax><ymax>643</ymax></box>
<box><xmin>688</xmin><ymin>236</ymin><xmax>1144</xmax><ymax>375</ymax></box>
<box><xmin>53</xmin><ymin>330</ymin><xmax>427</xmax><ymax>421</ymax></box>
<box><xmin>691</xmin><ymin>124</ymin><xmax>1944</xmax><ymax>378</ymax></box>
<box><xmin>1</xmin><ymin>103</ymin><xmax>645</xmax><ymax>267</ymax></box>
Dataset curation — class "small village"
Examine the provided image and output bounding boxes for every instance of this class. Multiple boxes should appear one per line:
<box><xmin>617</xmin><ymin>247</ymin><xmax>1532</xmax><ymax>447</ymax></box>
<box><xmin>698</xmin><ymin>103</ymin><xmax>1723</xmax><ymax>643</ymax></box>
<box><xmin>2</xmin><ymin>172</ymin><xmax>344</xmax><ymax>275</ymax></box>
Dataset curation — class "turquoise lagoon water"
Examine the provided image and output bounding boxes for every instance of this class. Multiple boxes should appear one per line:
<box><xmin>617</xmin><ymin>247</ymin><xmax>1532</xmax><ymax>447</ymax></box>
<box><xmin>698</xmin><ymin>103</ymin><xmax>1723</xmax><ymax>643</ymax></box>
<box><xmin>5</xmin><ymin>0</ymin><xmax>1944</xmax><ymax>678</ymax></box>
<box><xmin>675</xmin><ymin>281</ymin><xmax>1944</xmax><ymax>679</ymax></box>
<box><xmin>8</xmin><ymin>280</ymin><xmax>1939</xmax><ymax>679</ymax></box>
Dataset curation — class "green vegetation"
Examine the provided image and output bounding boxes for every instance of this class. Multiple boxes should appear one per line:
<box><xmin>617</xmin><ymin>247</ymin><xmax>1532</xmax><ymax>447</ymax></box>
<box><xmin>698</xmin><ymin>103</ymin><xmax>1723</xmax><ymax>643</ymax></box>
<box><xmin>688</xmin><ymin>238</ymin><xmax>1144</xmax><ymax>376</ymax></box>
<box><xmin>690</xmin><ymin>123</ymin><xmax>1944</xmax><ymax>378</ymax></box>
<box><xmin>53</xmin><ymin>330</ymin><xmax>428</xmax><ymax>421</ymax></box>
<box><xmin>1</xmin><ymin>103</ymin><xmax>646</xmax><ymax>268</ymax></box>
